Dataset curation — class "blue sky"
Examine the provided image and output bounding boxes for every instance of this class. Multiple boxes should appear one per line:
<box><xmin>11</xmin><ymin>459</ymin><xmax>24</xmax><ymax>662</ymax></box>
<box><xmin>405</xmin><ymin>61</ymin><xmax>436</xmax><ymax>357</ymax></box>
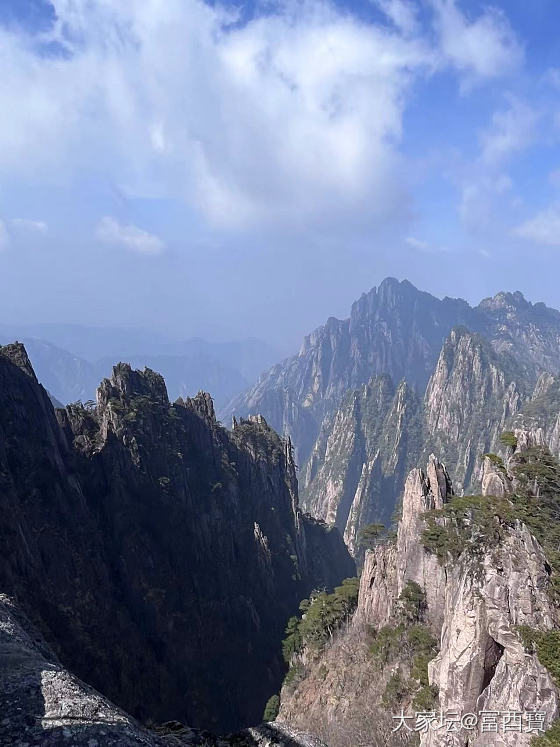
<box><xmin>1</xmin><ymin>0</ymin><xmax>560</xmax><ymax>347</ymax></box>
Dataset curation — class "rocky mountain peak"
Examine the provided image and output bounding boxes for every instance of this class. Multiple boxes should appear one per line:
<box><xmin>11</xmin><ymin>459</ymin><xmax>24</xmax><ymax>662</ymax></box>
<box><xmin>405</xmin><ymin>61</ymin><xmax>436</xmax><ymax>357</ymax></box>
<box><xmin>0</xmin><ymin>341</ymin><xmax>38</xmax><ymax>381</ymax></box>
<box><xmin>478</xmin><ymin>289</ymin><xmax>530</xmax><ymax>312</ymax></box>
<box><xmin>97</xmin><ymin>362</ymin><xmax>169</xmax><ymax>406</ymax></box>
<box><xmin>0</xmin><ymin>342</ymin><xmax>355</xmax><ymax>737</ymax></box>
<box><xmin>184</xmin><ymin>390</ymin><xmax>217</xmax><ymax>422</ymax></box>
<box><xmin>280</xmin><ymin>443</ymin><xmax>560</xmax><ymax>745</ymax></box>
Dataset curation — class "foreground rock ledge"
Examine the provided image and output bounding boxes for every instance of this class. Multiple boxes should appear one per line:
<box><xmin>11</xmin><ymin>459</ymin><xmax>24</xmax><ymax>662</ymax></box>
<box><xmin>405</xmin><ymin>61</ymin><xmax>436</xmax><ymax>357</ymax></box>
<box><xmin>0</xmin><ymin>594</ymin><xmax>325</xmax><ymax>747</ymax></box>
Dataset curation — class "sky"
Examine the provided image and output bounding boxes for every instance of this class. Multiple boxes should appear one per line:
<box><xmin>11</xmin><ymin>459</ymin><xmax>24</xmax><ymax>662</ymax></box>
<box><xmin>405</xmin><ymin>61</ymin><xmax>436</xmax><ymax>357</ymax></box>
<box><xmin>1</xmin><ymin>0</ymin><xmax>560</xmax><ymax>348</ymax></box>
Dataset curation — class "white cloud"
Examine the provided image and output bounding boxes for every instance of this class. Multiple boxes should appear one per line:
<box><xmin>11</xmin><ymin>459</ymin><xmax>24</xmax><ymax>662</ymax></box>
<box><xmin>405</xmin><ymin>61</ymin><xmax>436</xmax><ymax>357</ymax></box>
<box><xmin>514</xmin><ymin>204</ymin><xmax>560</xmax><ymax>247</ymax></box>
<box><xmin>10</xmin><ymin>218</ymin><xmax>48</xmax><ymax>234</ymax></box>
<box><xmin>431</xmin><ymin>0</ymin><xmax>523</xmax><ymax>85</ymax></box>
<box><xmin>456</xmin><ymin>96</ymin><xmax>536</xmax><ymax>229</ymax></box>
<box><xmin>405</xmin><ymin>235</ymin><xmax>449</xmax><ymax>253</ymax></box>
<box><xmin>95</xmin><ymin>217</ymin><xmax>165</xmax><ymax>255</ymax></box>
<box><xmin>405</xmin><ymin>235</ymin><xmax>428</xmax><ymax>250</ymax></box>
<box><xmin>374</xmin><ymin>0</ymin><xmax>420</xmax><ymax>36</ymax></box>
<box><xmin>0</xmin><ymin>0</ymin><xmax>523</xmax><ymax>239</ymax></box>
<box><xmin>479</xmin><ymin>96</ymin><xmax>538</xmax><ymax>164</ymax></box>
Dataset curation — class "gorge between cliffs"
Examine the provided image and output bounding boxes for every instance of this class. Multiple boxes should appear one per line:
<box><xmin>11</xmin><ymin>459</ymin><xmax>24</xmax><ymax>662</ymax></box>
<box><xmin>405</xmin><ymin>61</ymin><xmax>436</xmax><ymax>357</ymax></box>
<box><xmin>3</xmin><ymin>279</ymin><xmax>560</xmax><ymax>746</ymax></box>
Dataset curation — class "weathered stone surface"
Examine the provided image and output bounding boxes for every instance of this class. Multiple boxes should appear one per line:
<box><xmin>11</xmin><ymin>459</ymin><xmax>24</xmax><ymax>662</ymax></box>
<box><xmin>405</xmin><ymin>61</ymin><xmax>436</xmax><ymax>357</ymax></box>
<box><xmin>281</xmin><ymin>446</ymin><xmax>560</xmax><ymax>747</ymax></box>
<box><xmin>225</xmin><ymin>283</ymin><xmax>560</xmax><ymax>564</ymax></box>
<box><xmin>0</xmin><ymin>347</ymin><xmax>354</xmax><ymax>736</ymax></box>
<box><xmin>425</xmin><ymin>522</ymin><xmax>559</xmax><ymax>746</ymax></box>
<box><xmin>357</xmin><ymin>455</ymin><xmax>450</xmax><ymax>630</ymax></box>
<box><xmin>0</xmin><ymin>591</ymin><xmax>327</xmax><ymax>747</ymax></box>
<box><xmin>423</xmin><ymin>328</ymin><xmax>525</xmax><ymax>495</ymax></box>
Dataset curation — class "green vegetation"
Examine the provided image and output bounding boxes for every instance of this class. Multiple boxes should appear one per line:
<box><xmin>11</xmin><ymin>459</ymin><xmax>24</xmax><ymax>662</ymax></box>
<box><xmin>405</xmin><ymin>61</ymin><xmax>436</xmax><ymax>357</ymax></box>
<box><xmin>499</xmin><ymin>430</ymin><xmax>518</xmax><ymax>449</ymax></box>
<box><xmin>483</xmin><ymin>452</ymin><xmax>506</xmax><ymax>471</ymax></box>
<box><xmin>369</xmin><ymin>624</ymin><xmax>437</xmax><ymax>669</ymax></box>
<box><xmin>518</xmin><ymin>626</ymin><xmax>560</xmax><ymax>687</ymax></box>
<box><xmin>412</xmin><ymin>684</ymin><xmax>439</xmax><ymax>711</ymax></box>
<box><xmin>510</xmin><ymin>447</ymin><xmax>560</xmax><ymax>600</ymax></box>
<box><xmin>382</xmin><ymin>671</ymin><xmax>409</xmax><ymax>707</ymax></box>
<box><xmin>398</xmin><ymin>581</ymin><xmax>427</xmax><ymax>623</ymax></box>
<box><xmin>369</xmin><ymin>620</ymin><xmax>438</xmax><ymax>709</ymax></box>
<box><xmin>422</xmin><ymin>446</ymin><xmax>560</xmax><ymax>598</ymax></box>
<box><xmin>282</xmin><ymin>577</ymin><xmax>359</xmax><ymax>683</ymax></box>
<box><xmin>422</xmin><ymin>494</ymin><xmax>515</xmax><ymax>563</ymax></box>
<box><xmin>282</xmin><ymin>616</ymin><xmax>302</xmax><ymax>663</ymax></box>
<box><xmin>357</xmin><ymin>523</ymin><xmax>385</xmax><ymax>550</ymax></box>
<box><xmin>532</xmin><ymin>720</ymin><xmax>560</xmax><ymax>746</ymax></box>
<box><xmin>262</xmin><ymin>694</ymin><xmax>280</xmax><ymax>721</ymax></box>
<box><xmin>283</xmin><ymin>663</ymin><xmax>304</xmax><ymax>689</ymax></box>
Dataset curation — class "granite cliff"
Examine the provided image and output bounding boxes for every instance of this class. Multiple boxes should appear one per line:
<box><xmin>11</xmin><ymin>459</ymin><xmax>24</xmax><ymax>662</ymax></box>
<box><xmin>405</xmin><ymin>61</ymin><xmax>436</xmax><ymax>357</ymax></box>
<box><xmin>0</xmin><ymin>342</ymin><xmax>354</xmax><ymax>741</ymax></box>
<box><xmin>225</xmin><ymin>280</ymin><xmax>560</xmax><ymax>560</ymax></box>
<box><xmin>224</xmin><ymin>279</ymin><xmax>560</xmax><ymax>467</ymax></box>
<box><xmin>301</xmin><ymin>326</ymin><xmax>529</xmax><ymax>556</ymax></box>
<box><xmin>278</xmin><ymin>443</ymin><xmax>560</xmax><ymax>746</ymax></box>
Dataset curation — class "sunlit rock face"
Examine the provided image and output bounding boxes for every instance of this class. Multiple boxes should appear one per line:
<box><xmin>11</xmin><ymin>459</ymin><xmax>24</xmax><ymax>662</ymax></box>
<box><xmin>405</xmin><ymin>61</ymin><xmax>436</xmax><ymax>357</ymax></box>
<box><xmin>280</xmin><ymin>446</ymin><xmax>560</xmax><ymax>746</ymax></box>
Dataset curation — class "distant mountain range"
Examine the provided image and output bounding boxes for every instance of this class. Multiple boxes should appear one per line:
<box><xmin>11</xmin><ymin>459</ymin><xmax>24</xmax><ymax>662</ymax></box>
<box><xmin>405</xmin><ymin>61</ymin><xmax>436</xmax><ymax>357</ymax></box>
<box><xmin>225</xmin><ymin>277</ymin><xmax>560</xmax><ymax>549</ymax></box>
<box><xmin>0</xmin><ymin>324</ymin><xmax>284</xmax><ymax>410</ymax></box>
<box><xmin>4</xmin><ymin>278</ymin><xmax>560</xmax><ymax>745</ymax></box>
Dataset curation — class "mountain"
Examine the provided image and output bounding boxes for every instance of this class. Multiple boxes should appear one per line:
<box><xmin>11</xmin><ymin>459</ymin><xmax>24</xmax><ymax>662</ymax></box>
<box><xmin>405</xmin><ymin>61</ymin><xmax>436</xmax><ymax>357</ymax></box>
<box><xmin>0</xmin><ymin>342</ymin><xmax>353</xmax><ymax>738</ymax></box>
<box><xmin>225</xmin><ymin>279</ymin><xmax>560</xmax><ymax>555</ymax></box>
<box><xmin>302</xmin><ymin>376</ymin><xmax>422</xmax><ymax>553</ymax></box>
<box><xmin>0</xmin><ymin>595</ymin><xmax>326</xmax><ymax>747</ymax></box>
<box><xmin>278</xmin><ymin>443</ymin><xmax>560</xmax><ymax>745</ymax></box>
<box><xmin>5</xmin><ymin>337</ymin><xmax>102</xmax><ymax>404</ymax></box>
<box><xmin>284</xmin><ymin>326</ymin><xmax>534</xmax><ymax>556</ymax></box>
<box><xmin>223</xmin><ymin>278</ymin><xmax>477</xmax><ymax>463</ymax></box>
<box><xmin>224</xmin><ymin>279</ymin><xmax>560</xmax><ymax>465</ymax></box>
<box><xmin>0</xmin><ymin>328</ymin><xmax>284</xmax><ymax>409</ymax></box>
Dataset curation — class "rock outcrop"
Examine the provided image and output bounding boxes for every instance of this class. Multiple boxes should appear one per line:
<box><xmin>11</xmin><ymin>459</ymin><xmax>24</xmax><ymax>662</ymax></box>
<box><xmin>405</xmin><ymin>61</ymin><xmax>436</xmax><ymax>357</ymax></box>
<box><xmin>0</xmin><ymin>343</ymin><xmax>354</xmax><ymax>739</ymax></box>
<box><xmin>0</xmin><ymin>594</ymin><xmax>326</xmax><ymax>747</ymax></box>
<box><xmin>279</xmin><ymin>446</ymin><xmax>560</xmax><ymax>746</ymax></box>
<box><xmin>299</xmin><ymin>327</ymin><xmax>529</xmax><ymax>558</ymax></box>
<box><xmin>422</xmin><ymin>327</ymin><xmax>526</xmax><ymax>494</ymax></box>
<box><xmin>302</xmin><ymin>376</ymin><xmax>422</xmax><ymax>552</ymax></box>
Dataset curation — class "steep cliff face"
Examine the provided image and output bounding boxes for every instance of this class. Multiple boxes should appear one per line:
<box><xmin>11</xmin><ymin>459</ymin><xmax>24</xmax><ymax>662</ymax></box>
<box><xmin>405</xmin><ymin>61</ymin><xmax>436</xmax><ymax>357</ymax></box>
<box><xmin>299</xmin><ymin>327</ymin><xmax>528</xmax><ymax>558</ymax></box>
<box><xmin>422</xmin><ymin>327</ymin><xmax>526</xmax><ymax>494</ymax></box>
<box><xmin>302</xmin><ymin>376</ymin><xmax>422</xmax><ymax>554</ymax></box>
<box><xmin>477</xmin><ymin>290</ymin><xmax>560</xmax><ymax>380</ymax></box>
<box><xmin>278</xmin><ymin>446</ymin><xmax>560</xmax><ymax>746</ymax></box>
<box><xmin>224</xmin><ymin>281</ymin><xmax>560</xmax><ymax>567</ymax></box>
<box><xmin>224</xmin><ymin>280</ymin><xmax>560</xmax><ymax>471</ymax></box>
<box><xmin>0</xmin><ymin>594</ymin><xmax>327</xmax><ymax>747</ymax></box>
<box><xmin>0</xmin><ymin>343</ymin><xmax>354</xmax><ymax>736</ymax></box>
<box><xmin>224</xmin><ymin>278</ymin><xmax>476</xmax><ymax>465</ymax></box>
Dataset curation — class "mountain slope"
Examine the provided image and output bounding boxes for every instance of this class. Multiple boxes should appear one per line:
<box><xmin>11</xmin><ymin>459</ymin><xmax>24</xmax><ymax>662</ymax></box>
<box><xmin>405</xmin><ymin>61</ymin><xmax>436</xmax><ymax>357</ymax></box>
<box><xmin>0</xmin><ymin>343</ymin><xmax>354</xmax><ymax>735</ymax></box>
<box><xmin>278</xmin><ymin>446</ymin><xmax>560</xmax><ymax>746</ymax></box>
<box><xmin>223</xmin><ymin>278</ymin><xmax>476</xmax><ymax>463</ymax></box>
<box><xmin>299</xmin><ymin>326</ymin><xmax>529</xmax><ymax>555</ymax></box>
<box><xmin>224</xmin><ymin>279</ymin><xmax>560</xmax><ymax>469</ymax></box>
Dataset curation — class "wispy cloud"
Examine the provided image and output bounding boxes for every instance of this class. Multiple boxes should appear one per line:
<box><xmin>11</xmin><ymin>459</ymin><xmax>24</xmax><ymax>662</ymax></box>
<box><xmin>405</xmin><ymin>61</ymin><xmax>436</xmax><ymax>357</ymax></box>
<box><xmin>95</xmin><ymin>217</ymin><xmax>165</xmax><ymax>256</ymax></box>
<box><xmin>514</xmin><ymin>204</ymin><xmax>560</xmax><ymax>247</ymax></box>
<box><xmin>431</xmin><ymin>0</ymin><xmax>523</xmax><ymax>87</ymax></box>
<box><xmin>10</xmin><ymin>218</ymin><xmax>48</xmax><ymax>234</ymax></box>
<box><xmin>405</xmin><ymin>235</ymin><xmax>450</xmax><ymax>253</ymax></box>
<box><xmin>479</xmin><ymin>96</ymin><xmax>538</xmax><ymax>165</ymax></box>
